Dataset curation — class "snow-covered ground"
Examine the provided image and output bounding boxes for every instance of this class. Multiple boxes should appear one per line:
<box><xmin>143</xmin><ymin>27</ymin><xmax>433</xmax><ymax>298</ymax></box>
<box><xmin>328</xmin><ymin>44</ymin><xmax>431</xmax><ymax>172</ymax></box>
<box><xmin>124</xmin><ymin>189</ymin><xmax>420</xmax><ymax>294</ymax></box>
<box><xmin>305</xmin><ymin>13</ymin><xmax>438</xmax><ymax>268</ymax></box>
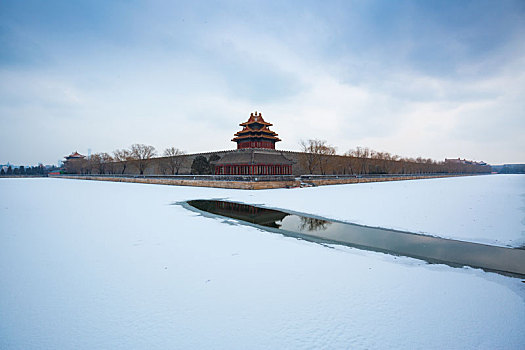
<box><xmin>0</xmin><ymin>176</ymin><xmax>524</xmax><ymax>349</ymax></box>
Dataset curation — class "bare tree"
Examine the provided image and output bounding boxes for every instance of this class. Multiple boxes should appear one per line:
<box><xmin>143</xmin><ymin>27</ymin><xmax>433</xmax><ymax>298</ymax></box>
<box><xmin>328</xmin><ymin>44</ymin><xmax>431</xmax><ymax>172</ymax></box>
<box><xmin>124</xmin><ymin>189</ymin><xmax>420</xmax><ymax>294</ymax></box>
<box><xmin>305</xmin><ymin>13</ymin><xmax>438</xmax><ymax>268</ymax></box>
<box><xmin>299</xmin><ymin>139</ymin><xmax>336</xmax><ymax>174</ymax></box>
<box><xmin>130</xmin><ymin>144</ymin><xmax>157</xmax><ymax>175</ymax></box>
<box><xmin>100</xmin><ymin>152</ymin><xmax>115</xmax><ymax>174</ymax></box>
<box><xmin>336</xmin><ymin>154</ymin><xmax>354</xmax><ymax>175</ymax></box>
<box><xmin>88</xmin><ymin>153</ymin><xmax>102</xmax><ymax>174</ymax></box>
<box><xmin>113</xmin><ymin>149</ymin><xmax>131</xmax><ymax>174</ymax></box>
<box><xmin>299</xmin><ymin>139</ymin><xmax>318</xmax><ymax>174</ymax></box>
<box><xmin>90</xmin><ymin>152</ymin><xmax>114</xmax><ymax>174</ymax></box>
<box><xmin>346</xmin><ymin>146</ymin><xmax>371</xmax><ymax>174</ymax></box>
<box><xmin>88</xmin><ymin>153</ymin><xmax>114</xmax><ymax>174</ymax></box>
<box><xmin>318</xmin><ymin>143</ymin><xmax>336</xmax><ymax>175</ymax></box>
<box><xmin>162</xmin><ymin>147</ymin><xmax>186</xmax><ymax>175</ymax></box>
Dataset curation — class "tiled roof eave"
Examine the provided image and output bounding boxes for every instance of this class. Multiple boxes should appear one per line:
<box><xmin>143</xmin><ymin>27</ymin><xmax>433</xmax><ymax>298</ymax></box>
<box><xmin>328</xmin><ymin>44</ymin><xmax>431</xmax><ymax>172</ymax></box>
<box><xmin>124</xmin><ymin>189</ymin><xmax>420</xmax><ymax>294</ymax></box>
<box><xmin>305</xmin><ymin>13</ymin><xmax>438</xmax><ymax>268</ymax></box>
<box><xmin>239</xmin><ymin>121</ymin><xmax>272</xmax><ymax>127</ymax></box>
<box><xmin>232</xmin><ymin>135</ymin><xmax>281</xmax><ymax>141</ymax></box>
<box><xmin>233</xmin><ymin>131</ymin><xmax>279</xmax><ymax>137</ymax></box>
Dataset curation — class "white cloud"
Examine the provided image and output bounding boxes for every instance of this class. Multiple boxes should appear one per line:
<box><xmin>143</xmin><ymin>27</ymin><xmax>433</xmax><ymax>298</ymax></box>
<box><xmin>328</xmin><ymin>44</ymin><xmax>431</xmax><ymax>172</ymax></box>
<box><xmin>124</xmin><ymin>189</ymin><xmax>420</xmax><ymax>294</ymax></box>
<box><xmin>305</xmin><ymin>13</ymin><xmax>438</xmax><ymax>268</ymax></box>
<box><xmin>1</xmin><ymin>0</ymin><xmax>524</xmax><ymax>165</ymax></box>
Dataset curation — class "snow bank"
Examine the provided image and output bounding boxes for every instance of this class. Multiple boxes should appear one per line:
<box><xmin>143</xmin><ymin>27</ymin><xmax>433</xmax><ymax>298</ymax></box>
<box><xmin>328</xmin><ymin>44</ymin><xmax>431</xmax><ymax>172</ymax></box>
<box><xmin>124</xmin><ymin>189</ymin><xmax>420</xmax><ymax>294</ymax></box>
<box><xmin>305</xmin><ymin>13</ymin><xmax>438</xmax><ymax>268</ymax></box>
<box><xmin>0</xmin><ymin>178</ymin><xmax>524</xmax><ymax>349</ymax></box>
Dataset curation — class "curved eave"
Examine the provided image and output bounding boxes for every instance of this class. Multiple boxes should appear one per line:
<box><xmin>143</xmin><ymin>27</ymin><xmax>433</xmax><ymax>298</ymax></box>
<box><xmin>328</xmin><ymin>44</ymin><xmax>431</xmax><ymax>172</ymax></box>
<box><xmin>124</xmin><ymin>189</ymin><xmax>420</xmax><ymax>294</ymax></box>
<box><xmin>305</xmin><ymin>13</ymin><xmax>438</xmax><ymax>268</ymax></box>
<box><xmin>232</xmin><ymin>135</ymin><xmax>281</xmax><ymax>142</ymax></box>
<box><xmin>232</xmin><ymin>133</ymin><xmax>280</xmax><ymax>139</ymax></box>
<box><xmin>239</xmin><ymin>121</ymin><xmax>273</xmax><ymax>127</ymax></box>
<box><xmin>233</xmin><ymin>130</ymin><xmax>279</xmax><ymax>137</ymax></box>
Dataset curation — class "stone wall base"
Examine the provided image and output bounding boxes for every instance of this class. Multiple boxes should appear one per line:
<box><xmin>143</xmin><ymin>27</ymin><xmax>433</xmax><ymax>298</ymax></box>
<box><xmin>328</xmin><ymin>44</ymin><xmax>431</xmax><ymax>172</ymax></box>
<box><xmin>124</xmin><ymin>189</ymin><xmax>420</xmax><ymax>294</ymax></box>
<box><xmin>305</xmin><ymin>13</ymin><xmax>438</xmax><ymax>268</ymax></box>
<box><xmin>53</xmin><ymin>174</ymin><xmax>463</xmax><ymax>190</ymax></box>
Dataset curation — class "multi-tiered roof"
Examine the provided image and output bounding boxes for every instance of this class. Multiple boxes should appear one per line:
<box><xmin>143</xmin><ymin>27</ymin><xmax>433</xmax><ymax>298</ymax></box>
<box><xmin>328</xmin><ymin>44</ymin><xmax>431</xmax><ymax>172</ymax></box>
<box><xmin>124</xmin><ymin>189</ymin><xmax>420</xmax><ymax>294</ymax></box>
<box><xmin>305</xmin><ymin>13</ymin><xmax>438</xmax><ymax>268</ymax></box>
<box><xmin>232</xmin><ymin>112</ymin><xmax>281</xmax><ymax>149</ymax></box>
<box><xmin>65</xmin><ymin>151</ymin><xmax>85</xmax><ymax>161</ymax></box>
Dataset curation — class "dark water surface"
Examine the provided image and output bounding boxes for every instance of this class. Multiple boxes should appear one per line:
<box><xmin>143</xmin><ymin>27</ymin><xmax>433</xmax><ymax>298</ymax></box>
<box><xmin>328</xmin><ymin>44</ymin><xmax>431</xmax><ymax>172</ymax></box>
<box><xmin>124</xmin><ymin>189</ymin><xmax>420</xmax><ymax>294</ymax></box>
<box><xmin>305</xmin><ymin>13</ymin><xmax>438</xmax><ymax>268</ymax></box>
<box><xmin>186</xmin><ymin>200</ymin><xmax>525</xmax><ymax>277</ymax></box>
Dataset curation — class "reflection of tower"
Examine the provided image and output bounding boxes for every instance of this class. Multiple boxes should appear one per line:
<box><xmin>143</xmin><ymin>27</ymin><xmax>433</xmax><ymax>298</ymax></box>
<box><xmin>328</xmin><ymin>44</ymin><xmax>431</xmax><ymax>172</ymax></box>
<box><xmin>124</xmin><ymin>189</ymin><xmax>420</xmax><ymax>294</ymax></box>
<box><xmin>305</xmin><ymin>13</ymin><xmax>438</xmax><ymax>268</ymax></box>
<box><xmin>188</xmin><ymin>200</ymin><xmax>289</xmax><ymax>228</ymax></box>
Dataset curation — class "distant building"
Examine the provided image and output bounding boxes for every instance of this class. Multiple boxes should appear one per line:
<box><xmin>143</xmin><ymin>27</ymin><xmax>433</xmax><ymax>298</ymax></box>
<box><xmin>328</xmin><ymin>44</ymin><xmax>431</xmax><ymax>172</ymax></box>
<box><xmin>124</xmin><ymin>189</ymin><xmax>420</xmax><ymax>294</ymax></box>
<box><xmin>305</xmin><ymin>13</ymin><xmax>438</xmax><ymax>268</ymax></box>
<box><xmin>65</xmin><ymin>151</ymin><xmax>85</xmax><ymax>162</ymax></box>
<box><xmin>445</xmin><ymin>158</ymin><xmax>466</xmax><ymax>164</ymax></box>
<box><xmin>62</xmin><ymin>151</ymin><xmax>86</xmax><ymax>173</ymax></box>
<box><xmin>212</xmin><ymin>112</ymin><xmax>293</xmax><ymax>175</ymax></box>
<box><xmin>445</xmin><ymin>158</ymin><xmax>487</xmax><ymax>166</ymax></box>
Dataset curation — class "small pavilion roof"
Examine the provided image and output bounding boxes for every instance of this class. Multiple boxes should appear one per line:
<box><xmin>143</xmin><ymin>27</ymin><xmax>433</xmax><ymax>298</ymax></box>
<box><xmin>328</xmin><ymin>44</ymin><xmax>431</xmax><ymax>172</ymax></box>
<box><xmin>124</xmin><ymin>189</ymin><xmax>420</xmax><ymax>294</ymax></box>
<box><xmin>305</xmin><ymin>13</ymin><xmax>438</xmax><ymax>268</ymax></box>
<box><xmin>65</xmin><ymin>151</ymin><xmax>85</xmax><ymax>159</ymax></box>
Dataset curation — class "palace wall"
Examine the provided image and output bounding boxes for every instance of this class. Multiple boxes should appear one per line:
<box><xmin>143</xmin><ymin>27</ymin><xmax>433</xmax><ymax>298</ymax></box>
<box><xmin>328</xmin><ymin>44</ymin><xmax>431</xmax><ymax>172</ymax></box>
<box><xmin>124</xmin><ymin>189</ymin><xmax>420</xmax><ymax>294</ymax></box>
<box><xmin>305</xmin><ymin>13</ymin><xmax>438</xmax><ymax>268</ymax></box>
<box><xmin>68</xmin><ymin>149</ymin><xmax>490</xmax><ymax>176</ymax></box>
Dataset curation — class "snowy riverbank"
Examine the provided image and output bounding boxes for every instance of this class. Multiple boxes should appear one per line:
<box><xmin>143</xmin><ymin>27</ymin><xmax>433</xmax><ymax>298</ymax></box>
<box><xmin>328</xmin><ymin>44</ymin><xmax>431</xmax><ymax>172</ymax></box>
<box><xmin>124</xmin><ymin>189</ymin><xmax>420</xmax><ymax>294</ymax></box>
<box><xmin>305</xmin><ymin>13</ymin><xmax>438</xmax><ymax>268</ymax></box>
<box><xmin>1</xmin><ymin>177</ymin><xmax>524</xmax><ymax>349</ymax></box>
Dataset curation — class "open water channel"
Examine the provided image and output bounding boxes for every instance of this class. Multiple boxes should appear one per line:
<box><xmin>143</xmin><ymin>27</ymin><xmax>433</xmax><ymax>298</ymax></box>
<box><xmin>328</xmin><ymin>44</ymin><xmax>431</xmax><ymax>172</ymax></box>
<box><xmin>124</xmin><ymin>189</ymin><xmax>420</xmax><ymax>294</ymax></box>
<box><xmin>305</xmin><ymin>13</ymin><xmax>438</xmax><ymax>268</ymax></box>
<box><xmin>185</xmin><ymin>199</ymin><xmax>525</xmax><ymax>277</ymax></box>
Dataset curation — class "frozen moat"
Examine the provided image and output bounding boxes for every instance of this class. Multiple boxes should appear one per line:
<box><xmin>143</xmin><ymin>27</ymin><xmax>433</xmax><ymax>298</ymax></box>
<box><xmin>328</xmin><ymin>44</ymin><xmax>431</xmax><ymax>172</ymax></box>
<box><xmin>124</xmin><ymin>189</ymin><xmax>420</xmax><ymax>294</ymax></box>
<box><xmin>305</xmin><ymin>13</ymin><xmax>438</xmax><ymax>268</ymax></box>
<box><xmin>0</xmin><ymin>176</ymin><xmax>524</xmax><ymax>349</ymax></box>
<box><xmin>186</xmin><ymin>199</ymin><xmax>525</xmax><ymax>277</ymax></box>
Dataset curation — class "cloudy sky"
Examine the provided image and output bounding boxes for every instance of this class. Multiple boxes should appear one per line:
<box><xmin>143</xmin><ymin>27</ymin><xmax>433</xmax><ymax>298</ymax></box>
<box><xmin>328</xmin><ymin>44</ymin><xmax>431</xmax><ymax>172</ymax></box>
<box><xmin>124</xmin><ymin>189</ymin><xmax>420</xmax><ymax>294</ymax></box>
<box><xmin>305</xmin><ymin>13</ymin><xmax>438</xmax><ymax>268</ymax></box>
<box><xmin>1</xmin><ymin>0</ymin><xmax>524</xmax><ymax>165</ymax></box>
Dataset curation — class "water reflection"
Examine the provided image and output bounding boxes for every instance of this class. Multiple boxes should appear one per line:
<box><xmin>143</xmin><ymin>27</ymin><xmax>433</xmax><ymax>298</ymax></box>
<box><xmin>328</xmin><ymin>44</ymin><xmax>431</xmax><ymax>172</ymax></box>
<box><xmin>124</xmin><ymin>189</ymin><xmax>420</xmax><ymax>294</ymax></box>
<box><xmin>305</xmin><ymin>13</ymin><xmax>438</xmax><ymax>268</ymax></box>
<box><xmin>187</xmin><ymin>200</ymin><xmax>288</xmax><ymax>228</ymax></box>
<box><xmin>298</xmin><ymin>217</ymin><xmax>332</xmax><ymax>231</ymax></box>
<box><xmin>186</xmin><ymin>200</ymin><xmax>525</xmax><ymax>277</ymax></box>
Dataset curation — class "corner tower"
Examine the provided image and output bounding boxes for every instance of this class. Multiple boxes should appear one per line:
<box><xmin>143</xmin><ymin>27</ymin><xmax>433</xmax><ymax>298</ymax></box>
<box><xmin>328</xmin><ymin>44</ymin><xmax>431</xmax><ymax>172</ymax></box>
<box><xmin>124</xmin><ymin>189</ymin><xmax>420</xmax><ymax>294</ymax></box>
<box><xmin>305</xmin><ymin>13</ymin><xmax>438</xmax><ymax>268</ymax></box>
<box><xmin>232</xmin><ymin>111</ymin><xmax>281</xmax><ymax>149</ymax></box>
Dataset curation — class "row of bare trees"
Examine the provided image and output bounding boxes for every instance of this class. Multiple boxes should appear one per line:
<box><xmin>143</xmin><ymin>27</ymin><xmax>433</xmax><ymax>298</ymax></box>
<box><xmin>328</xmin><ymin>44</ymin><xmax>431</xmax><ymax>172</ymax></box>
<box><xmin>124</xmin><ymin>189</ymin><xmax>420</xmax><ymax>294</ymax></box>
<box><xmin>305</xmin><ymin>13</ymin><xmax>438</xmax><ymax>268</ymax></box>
<box><xmin>299</xmin><ymin>139</ymin><xmax>490</xmax><ymax>175</ymax></box>
<box><xmin>65</xmin><ymin>139</ymin><xmax>490</xmax><ymax>176</ymax></box>
<box><xmin>65</xmin><ymin>144</ymin><xmax>186</xmax><ymax>175</ymax></box>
